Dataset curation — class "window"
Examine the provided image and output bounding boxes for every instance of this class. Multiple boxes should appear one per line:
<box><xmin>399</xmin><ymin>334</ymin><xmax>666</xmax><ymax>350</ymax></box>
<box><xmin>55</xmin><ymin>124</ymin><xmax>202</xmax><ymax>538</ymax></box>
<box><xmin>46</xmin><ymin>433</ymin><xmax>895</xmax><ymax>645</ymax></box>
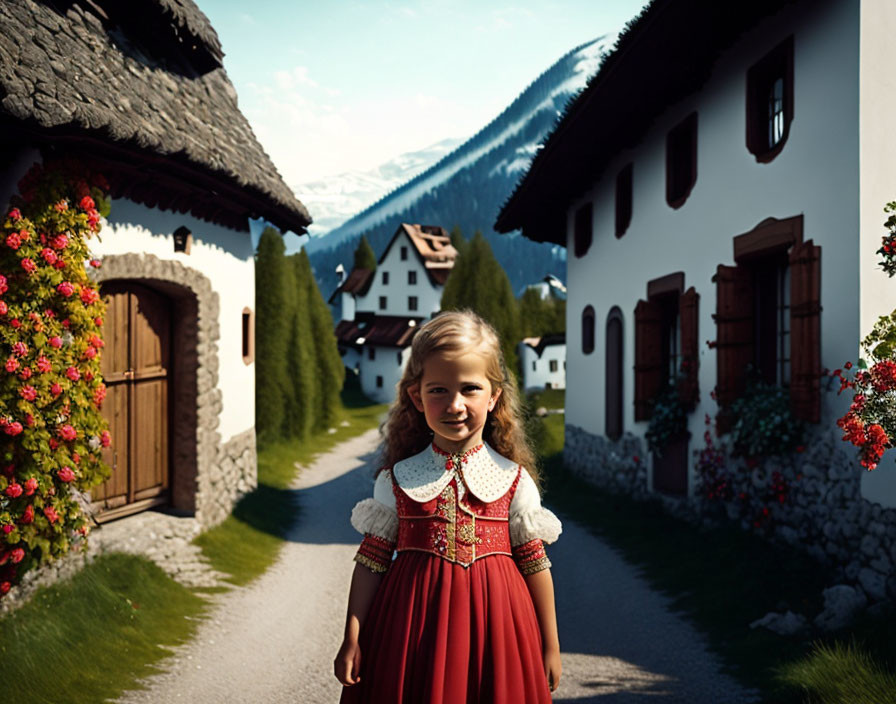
<box><xmin>574</xmin><ymin>203</ymin><xmax>593</xmax><ymax>258</ymax></box>
<box><xmin>605</xmin><ymin>307</ymin><xmax>624</xmax><ymax>440</ymax></box>
<box><xmin>173</xmin><ymin>225</ymin><xmax>192</xmax><ymax>254</ymax></box>
<box><xmin>532</xmin><ymin>361</ymin><xmax>537</xmax><ymax>371</ymax></box>
<box><xmin>582</xmin><ymin>305</ymin><xmax>595</xmax><ymax>354</ymax></box>
<box><xmin>241</xmin><ymin>307</ymin><xmax>254</xmax><ymax>365</ymax></box>
<box><xmin>382</xmin><ymin>271</ymin><xmax>389</xmax><ymax>285</ymax></box>
<box><xmin>747</xmin><ymin>36</ymin><xmax>794</xmax><ymax>162</ymax></box>
<box><xmin>408</xmin><ymin>296</ymin><xmax>418</xmax><ymax>311</ymax></box>
<box><xmin>379</xmin><ymin>296</ymin><xmax>387</xmax><ymax>310</ymax></box>
<box><xmin>368</xmin><ymin>347</ymin><xmax>375</xmax><ymax>360</ymax></box>
<box><xmin>408</xmin><ymin>270</ymin><xmax>417</xmax><ymax>285</ymax></box>
<box><xmin>400</xmin><ymin>246</ymin><xmax>408</xmax><ymax>261</ymax></box>
<box><xmin>549</xmin><ymin>360</ymin><xmax>558</xmax><ymax>373</ymax></box>
<box><xmin>397</xmin><ymin>351</ymin><xmax>403</xmax><ymax>366</ymax></box>
<box><xmin>635</xmin><ymin>274</ymin><xmax>699</xmax><ymax>421</ymax></box>
<box><xmin>751</xmin><ymin>254</ymin><xmax>791</xmax><ymax>386</ymax></box>
<box><xmin>666</xmin><ymin>112</ymin><xmax>698</xmax><ymax>208</ymax></box>
<box><xmin>376</xmin><ymin>375</ymin><xmax>383</xmax><ymax>388</ymax></box>
<box><xmin>615</xmin><ymin>163</ymin><xmax>633</xmax><ymax>238</ymax></box>
<box><xmin>715</xmin><ymin>215</ymin><xmax>820</xmax><ymax>425</ymax></box>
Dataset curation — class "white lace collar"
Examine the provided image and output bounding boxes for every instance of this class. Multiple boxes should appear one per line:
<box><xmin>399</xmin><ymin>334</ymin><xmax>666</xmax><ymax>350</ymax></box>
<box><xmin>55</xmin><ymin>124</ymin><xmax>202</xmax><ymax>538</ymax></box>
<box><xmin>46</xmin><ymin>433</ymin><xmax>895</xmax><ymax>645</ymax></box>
<box><xmin>392</xmin><ymin>442</ymin><xmax>520</xmax><ymax>504</ymax></box>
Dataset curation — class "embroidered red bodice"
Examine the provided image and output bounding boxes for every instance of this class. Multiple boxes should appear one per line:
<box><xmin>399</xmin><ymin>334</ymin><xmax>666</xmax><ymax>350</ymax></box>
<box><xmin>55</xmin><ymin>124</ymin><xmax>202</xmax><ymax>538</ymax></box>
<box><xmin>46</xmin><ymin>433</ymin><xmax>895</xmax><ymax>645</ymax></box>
<box><xmin>392</xmin><ymin>468</ymin><xmax>521</xmax><ymax>567</ymax></box>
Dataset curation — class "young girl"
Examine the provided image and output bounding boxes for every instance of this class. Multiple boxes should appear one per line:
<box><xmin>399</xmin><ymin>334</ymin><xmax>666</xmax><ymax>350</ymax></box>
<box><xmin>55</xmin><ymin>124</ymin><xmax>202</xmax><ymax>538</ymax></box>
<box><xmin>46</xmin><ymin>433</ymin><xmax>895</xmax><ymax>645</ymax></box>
<box><xmin>333</xmin><ymin>310</ymin><xmax>562</xmax><ymax>703</ymax></box>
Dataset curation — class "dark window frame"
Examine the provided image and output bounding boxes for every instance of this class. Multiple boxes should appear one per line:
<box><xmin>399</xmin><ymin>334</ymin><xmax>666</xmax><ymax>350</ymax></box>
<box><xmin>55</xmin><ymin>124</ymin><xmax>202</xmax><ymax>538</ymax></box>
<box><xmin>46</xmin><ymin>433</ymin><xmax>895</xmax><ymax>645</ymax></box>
<box><xmin>574</xmin><ymin>203</ymin><xmax>593</xmax><ymax>258</ymax></box>
<box><xmin>666</xmin><ymin>112</ymin><xmax>698</xmax><ymax>209</ymax></box>
<box><xmin>400</xmin><ymin>246</ymin><xmax>408</xmax><ymax>261</ymax></box>
<box><xmin>408</xmin><ymin>295</ymin><xmax>418</xmax><ymax>311</ymax></box>
<box><xmin>582</xmin><ymin>305</ymin><xmax>596</xmax><ymax>354</ymax></box>
<box><xmin>746</xmin><ymin>36</ymin><xmax>794</xmax><ymax>163</ymax></box>
<box><xmin>382</xmin><ymin>271</ymin><xmax>389</xmax><ymax>285</ymax></box>
<box><xmin>408</xmin><ymin>270</ymin><xmax>417</xmax><ymax>285</ymax></box>
<box><xmin>379</xmin><ymin>296</ymin><xmax>387</xmax><ymax>310</ymax></box>
<box><xmin>615</xmin><ymin>163</ymin><xmax>633</xmax><ymax>238</ymax></box>
<box><xmin>605</xmin><ymin>306</ymin><xmax>624</xmax><ymax>440</ymax></box>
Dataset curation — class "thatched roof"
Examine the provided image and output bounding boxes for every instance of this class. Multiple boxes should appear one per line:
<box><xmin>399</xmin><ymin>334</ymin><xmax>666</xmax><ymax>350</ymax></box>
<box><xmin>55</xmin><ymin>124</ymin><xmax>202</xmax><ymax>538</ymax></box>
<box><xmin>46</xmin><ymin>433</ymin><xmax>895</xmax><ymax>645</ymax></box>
<box><xmin>495</xmin><ymin>0</ymin><xmax>794</xmax><ymax>244</ymax></box>
<box><xmin>0</xmin><ymin>0</ymin><xmax>311</xmax><ymax>234</ymax></box>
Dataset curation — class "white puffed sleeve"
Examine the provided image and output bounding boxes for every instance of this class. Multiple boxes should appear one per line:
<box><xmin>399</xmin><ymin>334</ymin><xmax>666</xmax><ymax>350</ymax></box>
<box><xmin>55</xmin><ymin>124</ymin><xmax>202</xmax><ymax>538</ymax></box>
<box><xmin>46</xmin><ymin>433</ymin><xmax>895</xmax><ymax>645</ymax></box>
<box><xmin>350</xmin><ymin>469</ymin><xmax>398</xmax><ymax>542</ymax></box>
<box><xmin>508</xmin><ymin>469</ymin><xmax>562</xmax><ymax>547</ymax></box>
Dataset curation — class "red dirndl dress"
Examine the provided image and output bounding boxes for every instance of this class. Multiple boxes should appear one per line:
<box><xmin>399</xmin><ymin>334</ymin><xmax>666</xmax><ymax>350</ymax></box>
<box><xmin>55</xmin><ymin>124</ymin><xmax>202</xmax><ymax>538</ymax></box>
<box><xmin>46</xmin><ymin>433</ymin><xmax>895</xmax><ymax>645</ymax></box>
<box><xmin>341</xmin><ymin>444</ymin><xmax>555</xmax><ymax>704</ymax></box>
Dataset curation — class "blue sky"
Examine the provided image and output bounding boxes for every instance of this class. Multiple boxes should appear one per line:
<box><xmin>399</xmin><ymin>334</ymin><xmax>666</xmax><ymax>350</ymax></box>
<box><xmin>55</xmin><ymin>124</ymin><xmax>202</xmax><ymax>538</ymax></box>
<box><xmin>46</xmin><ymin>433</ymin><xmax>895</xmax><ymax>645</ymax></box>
<box><xmin>200</xmin><ymin>1</ymin><xmax>647</xmax><ymax>186</ymax></box>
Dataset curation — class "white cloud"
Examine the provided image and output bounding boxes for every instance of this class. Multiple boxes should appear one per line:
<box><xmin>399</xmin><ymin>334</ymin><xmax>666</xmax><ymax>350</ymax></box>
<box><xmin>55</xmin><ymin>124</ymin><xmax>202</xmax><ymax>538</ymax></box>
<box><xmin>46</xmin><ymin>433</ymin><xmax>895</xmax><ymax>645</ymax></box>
<box><xmin>243</xmin><ymin>72</ymin><xmax>476</xmax><ymax>187</ymax></box>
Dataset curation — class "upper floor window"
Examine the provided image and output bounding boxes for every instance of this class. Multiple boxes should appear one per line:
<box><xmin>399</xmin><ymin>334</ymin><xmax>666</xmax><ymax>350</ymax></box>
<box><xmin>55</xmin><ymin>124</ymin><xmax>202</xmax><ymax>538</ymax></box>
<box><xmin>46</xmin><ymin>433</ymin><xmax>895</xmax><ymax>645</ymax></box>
<box><xmin>747</xmin><ymin>36</ymin><xmax>794</xmax><ymax>163</ymax></box>
<box><xmin>376</xmin><ymin>375</ymin><xmax>383</xmax><ymax>388</ymax></box>
<box><xmin>574</xmin><ymin>203</ymin><xmax>593</xmax><ymax>258</ymax></box>
<box><xmin>408</xmin><ymin>270</ymin><xmax>417</xmax><ymax>285</ymax></box>
<box><xmin>666</xmin><ymin>112</ymin><xmax>698</xmax><ymax>209</ymax></box>
<box><xmin>241</xmin><ymin>307</ymin><xmax>254</xmax><ymax>365</ymax></box>
<box><xmin>397</xmin><ymin>351</ymin><xmax>403</xmax><ymax>366</ymax></box>
<box><xmin>368</xmin><ymin>346</ymin><xmax>376</xmax><ymax>360</ymax></box>
<box><xmin>400</xmin><ymin>246</ymin><xmax>408</xmax><ymax>261</ymax></box>
<box><xmin>379</xmin><ymin>296</ymin><xmax>387</xmax><ymax>310</ymax></box>
<box><xmin>382</xmin><ymin>271</ymin><xmax>389</xmax><ymax>285</ymax></box>
<box><xmin>582</xmin><ymin>305</ymin><xmax>595</xmax><ymax>354</ymax></box>
<box><xmin>615</xmin><ymin>163</ymin><xmax>633</xmax><ymax>238</ymax></box>
<box><xmin>408</xmin><ymin>296</ymin><xmax>418</xmax><ymax>311</ymax></box>
<box><xmin>549</xmin><ymin>360</ymin><xmax>558</xmax><ymax>373</ymax></box>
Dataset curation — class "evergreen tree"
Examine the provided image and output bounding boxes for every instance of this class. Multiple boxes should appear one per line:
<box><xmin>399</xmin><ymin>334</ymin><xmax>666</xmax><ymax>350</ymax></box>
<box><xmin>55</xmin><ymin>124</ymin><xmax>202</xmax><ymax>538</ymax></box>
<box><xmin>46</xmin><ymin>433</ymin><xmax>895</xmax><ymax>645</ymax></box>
<box><xmin>353</xmin><ymin>235</ymin><xmax>377</xmax><ymax>271</ymax></box>
<box><xmin>255</xmin><ymin>227</ymin><xmax>291</xmax><ymax>443</ymax></box>
<box><xmin>441</xmin><ymin>231</ymin><xmax>520</xmax><ymax>373</ymax></box>
<box><xmin>299</xmin><ymin>249</ymin><xmax>345</xmax><ymax>430</ymax></box>
<box><xmin>283</xmin><ymin>253</ymin><xmax>316</xmax><ymax>440</ymax></box>
<box><xmin>449</xmin><ymin>225</ymin><xmax>467</xmax><ymax>256</ymax></box>
<box><xmin>519</xmin><ymin>288</ymin><xmax>566</xmax><ymax>338</ymax></box>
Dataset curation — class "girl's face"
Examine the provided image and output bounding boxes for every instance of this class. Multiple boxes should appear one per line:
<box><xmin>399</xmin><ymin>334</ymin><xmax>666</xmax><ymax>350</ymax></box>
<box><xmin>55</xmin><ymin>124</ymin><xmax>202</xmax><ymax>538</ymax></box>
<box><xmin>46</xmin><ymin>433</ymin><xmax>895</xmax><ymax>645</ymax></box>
<box><xmin>408</xmin><ymin>349</ymin><xmax>502</xmax><ymax>454</ymax></box>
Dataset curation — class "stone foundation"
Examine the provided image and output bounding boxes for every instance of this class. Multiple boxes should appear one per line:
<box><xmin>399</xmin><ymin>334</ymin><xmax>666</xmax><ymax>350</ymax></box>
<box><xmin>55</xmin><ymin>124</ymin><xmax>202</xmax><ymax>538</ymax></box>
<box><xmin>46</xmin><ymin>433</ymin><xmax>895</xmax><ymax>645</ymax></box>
<box><xmin>197</xmin><ymin>427</ymin><xmax>258</xmax><ymax>528</ymax></box>
<box><xmin>564</xmin><ymin>424</ymin><xmax>896</xmax><ymax>606</ymax></box>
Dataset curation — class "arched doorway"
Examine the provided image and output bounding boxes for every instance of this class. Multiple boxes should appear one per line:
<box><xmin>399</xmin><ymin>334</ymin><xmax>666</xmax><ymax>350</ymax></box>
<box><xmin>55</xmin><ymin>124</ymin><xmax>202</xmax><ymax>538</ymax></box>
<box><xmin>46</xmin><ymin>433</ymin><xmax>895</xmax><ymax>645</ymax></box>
<box><xmin>92</xmin><ymin>281</ymin><xmax>172</xmax><ymax>521</ymax></box>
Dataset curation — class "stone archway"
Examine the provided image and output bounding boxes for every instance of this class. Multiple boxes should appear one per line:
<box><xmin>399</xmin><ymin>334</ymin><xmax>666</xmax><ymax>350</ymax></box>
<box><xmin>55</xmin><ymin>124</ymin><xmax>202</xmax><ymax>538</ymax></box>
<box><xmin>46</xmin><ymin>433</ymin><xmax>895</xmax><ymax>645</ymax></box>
<box><xmin>94</xmin><ymin>253</ymin><xmax>254</xmax><ymax>528</ymax></box>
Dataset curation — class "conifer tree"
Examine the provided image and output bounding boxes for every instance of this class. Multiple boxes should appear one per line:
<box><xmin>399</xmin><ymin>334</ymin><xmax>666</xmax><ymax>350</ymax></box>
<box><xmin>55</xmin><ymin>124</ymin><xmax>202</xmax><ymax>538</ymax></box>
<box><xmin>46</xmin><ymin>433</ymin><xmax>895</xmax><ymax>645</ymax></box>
<box><xmin>449</xmin><ymin>225</ymin><xmax>467</xmax><ymax>256</ymax></box>
<box><xmin>299</xmin><ymin>249</ymin><xmax>345</xmax><ymax>430</ymax></box>
<box><xmin>441</xmin><ymin>231</ymin><xmax>520</xmax><ymax>373</ymax></box>
<box><xmin>283</xmin><ymin>253</ymin><xmax>316</xmax><ymax>440</ymax></box>
<box><xmin>353</xmin><ymin>235</ymin><xmax>377</xmax><ymax>271</ymax></box>
<box><xmin>255</xmin><ymin>227</ymin><xmax>291</xmax><ymax>442</ymax></box>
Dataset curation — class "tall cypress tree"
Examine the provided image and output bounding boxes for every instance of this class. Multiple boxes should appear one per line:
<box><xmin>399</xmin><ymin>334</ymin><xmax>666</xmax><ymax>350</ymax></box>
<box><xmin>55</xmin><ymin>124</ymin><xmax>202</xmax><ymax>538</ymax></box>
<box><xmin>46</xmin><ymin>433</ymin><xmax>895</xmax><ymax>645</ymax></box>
<box><xmin>255</xmin><ymin>227</ymin><xmax>291</xmax><ymax>443</ymax></box>
<box><xmin>284</xmin><ymin>253</ymin><xmax>316</xmax><ymax>440</ymax></box>
<box><xmin>299</xmin><ymin>249</ymin><xmax>345</xmax><ymax>430</ymax></box>
<box><xmin>449</xmin><ymin>225</ymin><xmax>467</xmax><ymax>256</ymax></box>
<box><xmin>353</xmin><ymin>235</ymin><xmax>377</xmax><ymax>271</ymax></box>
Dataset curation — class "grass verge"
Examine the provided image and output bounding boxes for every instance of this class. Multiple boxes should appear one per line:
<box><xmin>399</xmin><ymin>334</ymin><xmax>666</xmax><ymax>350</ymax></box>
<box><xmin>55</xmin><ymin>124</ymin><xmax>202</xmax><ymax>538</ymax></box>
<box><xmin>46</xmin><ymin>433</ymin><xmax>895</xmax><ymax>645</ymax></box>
<box><xmin>0</xmin><ymin>553</ymin><xmax>207</xmax><ymax>704</ymax></box>
<box><xmin>195</xmin><ymin>382</ymin><xmax>387</xmax><ymax>585</ymax></box>
<box><xmin>528</xmin><ymin>401</ymin><xmax>896</xmax><ymax>704</ymax></box>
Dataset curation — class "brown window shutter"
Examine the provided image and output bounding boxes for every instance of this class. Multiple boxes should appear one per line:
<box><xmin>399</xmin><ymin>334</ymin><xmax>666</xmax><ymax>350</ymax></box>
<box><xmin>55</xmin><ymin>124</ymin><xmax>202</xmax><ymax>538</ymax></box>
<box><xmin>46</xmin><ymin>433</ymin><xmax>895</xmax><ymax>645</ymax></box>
<box><xmin>678</xmin><ymin>286</ymin><xmax>700</xmax><ymax>408</ymax></box>
<box><xmin>789</xmin><ymin>239</ymin><xmax>821</xmax><ymax>423</ymax></box>
<box><xmin>634</xmin><ymin>299</ymin><xmax>663</xmax><ymax>421</ymax></box>
<box><xmin>712</xmin><ymin>264</ymin><xmax>754</xmax><ymax>429</ymax></box>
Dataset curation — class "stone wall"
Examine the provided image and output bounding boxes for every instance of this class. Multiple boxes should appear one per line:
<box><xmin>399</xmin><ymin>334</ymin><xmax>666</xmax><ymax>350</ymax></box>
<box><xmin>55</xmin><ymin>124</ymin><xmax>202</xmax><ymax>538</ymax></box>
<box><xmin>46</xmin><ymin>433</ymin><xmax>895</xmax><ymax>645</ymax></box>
<box><xmin>197</xmin><ymin>427</ymin><xmax>257</xmax><ymax>527</ymax></box>
<box><xmin>564</xmin><ymin>423</ymin><xmax>896</xmax><ymax>607</ymax></box>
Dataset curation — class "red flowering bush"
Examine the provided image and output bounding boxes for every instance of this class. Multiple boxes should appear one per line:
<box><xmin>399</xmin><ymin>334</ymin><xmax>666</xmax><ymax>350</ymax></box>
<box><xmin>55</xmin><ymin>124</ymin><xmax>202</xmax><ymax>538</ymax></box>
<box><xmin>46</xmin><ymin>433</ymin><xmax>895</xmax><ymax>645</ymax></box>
<box><xmin>0</xmin><ymin>160</ymin><xmax>111</xmax><ymax>596</ymax></box>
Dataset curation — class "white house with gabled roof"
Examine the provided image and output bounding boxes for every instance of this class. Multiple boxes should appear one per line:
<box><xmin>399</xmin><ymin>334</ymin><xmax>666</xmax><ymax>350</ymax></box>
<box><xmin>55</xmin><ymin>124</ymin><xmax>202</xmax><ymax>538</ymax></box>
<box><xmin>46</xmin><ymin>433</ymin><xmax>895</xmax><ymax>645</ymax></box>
<box><xmin>332</xmin><ymin>223</ymin><xmax>457</xmax><ymax>402</ymax></box>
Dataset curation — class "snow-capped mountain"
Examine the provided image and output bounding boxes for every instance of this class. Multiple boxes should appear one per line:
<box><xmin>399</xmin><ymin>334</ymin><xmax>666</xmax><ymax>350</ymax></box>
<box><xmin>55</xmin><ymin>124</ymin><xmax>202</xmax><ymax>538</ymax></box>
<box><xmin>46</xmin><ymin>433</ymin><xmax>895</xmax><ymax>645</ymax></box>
<box><xmin>307</xmin><ymin>35</ymin><xmax>615</xmax><ymax>295</ymax></box>
<box><xmin>295</xmin><ymin>138</ymin><xmax>463</xmax><ymax>237</ymax></box>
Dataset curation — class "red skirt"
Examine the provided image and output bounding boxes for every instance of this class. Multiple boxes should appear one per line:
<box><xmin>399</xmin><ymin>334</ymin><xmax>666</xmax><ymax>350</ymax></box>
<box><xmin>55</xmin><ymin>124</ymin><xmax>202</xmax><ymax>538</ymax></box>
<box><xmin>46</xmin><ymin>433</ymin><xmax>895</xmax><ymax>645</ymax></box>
<box><xmin>340</xmin><ymin>551</ymin><xmax>552</xmax><ymax>704</ymax></box>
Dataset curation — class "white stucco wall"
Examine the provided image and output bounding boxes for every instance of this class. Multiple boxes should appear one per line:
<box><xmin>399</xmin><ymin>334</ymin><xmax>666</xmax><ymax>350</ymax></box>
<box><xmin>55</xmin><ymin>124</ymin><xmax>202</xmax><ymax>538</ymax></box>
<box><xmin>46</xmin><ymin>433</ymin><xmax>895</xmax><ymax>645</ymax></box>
<box><xmin>565</xmin><ymin>0</ymin><xmax>863</xmax><ymax>496</ymax></box>
<box><xmin>519</xmin><ymin>342</ymin><xmax>567</xmax><ymax>391</ymax></box>
<box><xmin>359</xmin><ymin>345</ymin><xmax>407</xmax><ymax>403</ymax></box>
<box><xmin>96</xmin><ymin>198</ymin><xmax>255</xmax><ymax>442</ymax></box>
<box><xmin>858</xmin><ymin>0</ymin><xmax>896</xmax><ymax>505</ymax></box>
<box><xmin>357</xmin><ymin>230</ymin><xmax>442</xmax><ymax>318</ymax></box>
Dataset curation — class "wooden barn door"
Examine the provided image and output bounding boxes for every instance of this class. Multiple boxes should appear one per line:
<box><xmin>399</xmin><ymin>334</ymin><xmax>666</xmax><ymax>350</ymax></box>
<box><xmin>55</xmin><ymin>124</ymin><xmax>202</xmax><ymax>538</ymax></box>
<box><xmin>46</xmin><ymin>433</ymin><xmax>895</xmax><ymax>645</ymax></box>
<box><xmin>92</xmin><ymin>282</ymin><xmax>171</xmax><ymax>522</ymax></box>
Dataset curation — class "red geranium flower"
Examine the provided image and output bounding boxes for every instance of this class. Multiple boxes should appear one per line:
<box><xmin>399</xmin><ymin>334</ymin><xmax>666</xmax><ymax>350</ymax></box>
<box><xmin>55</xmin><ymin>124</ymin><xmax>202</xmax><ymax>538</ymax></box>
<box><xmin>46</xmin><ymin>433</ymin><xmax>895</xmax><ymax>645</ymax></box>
<box><xmin>101</xmin><ymin>430</ymin><xmax>111</xmax><ymax>447</ymax></box>
<box><xmin>18</xmin><ymin>367</ymin><xmax>31</xmax><ymax>381</ymax></box>
<box><xmin>4</xmin><ymin>422</ymin><xmax>22</xmax><ymax>436</ymax></box>
<box><xmin>19</xmin><ymin>385</ymin><xmax>36</xmax><ymax>402</ymax></box>
<box><xmin>79</xmin><ymin>196</ymin><xmax>95</xmax><ymax>211</ymax></box>
<box><xmin>9</xmin><ymin>319</ymin><xmax>20</xmax><ymax>329</ymax></box>
<box><xmin>40</xmin><ymin>248</ymin><xmax>57</xmax><ymax>265</ymax></box>
<box><xmin>21</xmin><ymin>505</ymin><xmax>33</xmax><ymax>524</ymax></box>
<box><xmin>20</xmin><ymin>258</ymin><xmax>36</xmax><ymax>274</ymax></box>
<box><xmin>5</xmin><ymin>233</ymin><xmax>21</xmax><ymax>250</ymax></box>
<box><xmin>44</xmin><ymin>506</ymin><xmax>59</xmax><ymax>524</ymax></box>
<box><xmin>36</xmin><ymin>356</ymin><xmax>51</xmax><ymax>373</ymax></box>
<box><xmin>50</xmin><ymin>383</ymin><xmax>63</xmax><ymax>397</ymax></box>
<box><xmin>66</xmin><ymin>367</ymin><xmax>80</xmax><ymax>382</ymax></box>
<box><xmin>49</xmin><ymin>336</ymin><xmax>63</xmax><ymax>349</ymax></box>
<box><xmin>59</xmin><ymin>424</ymin><xmax>76</xmax><ymax>441</ymax></box>
<box><xmin>57</xmin><ymin>467</ymin><xmax>75</xmax><ymax>483</ymax></box>
<box><xmin>12</xmin><ymin>342</ymin><xmax>27</xmax><ymax>357</ymax></box>
<box><xmin>5</xmin><ymin>357</ymin><xmax>18</xmax><ymax>373</ymax></box>
<box><xmin>8</xmin><ymin>208</ymin><xmax>21</xmax><ymax>221</ymax></box>
<box><xmin>10</xmin><ymin>548</ymin><xmax>24</xmax><ymax>564</ymax></box>
<box><xmin>4</xmin><ymin>483</ymin><xmax>22</xmax><ymax>498</ymax></box>
<box><xmin>56</xmin><ymin>281</ymin><xmax>74</xmax><ymax>297</ymax></box>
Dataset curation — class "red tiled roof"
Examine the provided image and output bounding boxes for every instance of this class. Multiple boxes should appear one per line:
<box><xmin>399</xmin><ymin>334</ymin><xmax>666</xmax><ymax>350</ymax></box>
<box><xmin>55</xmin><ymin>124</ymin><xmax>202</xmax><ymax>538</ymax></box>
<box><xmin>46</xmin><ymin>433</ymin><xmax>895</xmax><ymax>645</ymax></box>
<box><xmin>328</xmin><ymin>267</ymin><xmax>374</xmax><ymax>303</ymax></box>
<box><xmin>335</xmin><ymin>315</ymin><xmax>423</xmax><ymax>348</ymax></box>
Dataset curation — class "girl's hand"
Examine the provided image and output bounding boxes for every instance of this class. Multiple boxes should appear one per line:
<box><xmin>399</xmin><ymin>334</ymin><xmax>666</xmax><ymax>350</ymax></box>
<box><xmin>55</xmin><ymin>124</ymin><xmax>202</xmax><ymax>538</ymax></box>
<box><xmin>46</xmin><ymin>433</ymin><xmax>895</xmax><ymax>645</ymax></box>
<box><xmin>334</xmin><ymin>638</ymin><xmax>362</xmax><ymax>686</ymax></box>
<box><xmin>544</xmin><ymin>647</ymin><xmax>562</xmax><ymax>693</ymax></box>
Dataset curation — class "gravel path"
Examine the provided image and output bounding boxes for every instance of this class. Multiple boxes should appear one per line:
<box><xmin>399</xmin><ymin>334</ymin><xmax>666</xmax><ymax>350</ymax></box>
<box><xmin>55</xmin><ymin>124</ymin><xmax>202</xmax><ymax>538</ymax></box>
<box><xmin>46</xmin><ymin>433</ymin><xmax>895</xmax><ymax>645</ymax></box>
<box><xmin>117</xmin><ymin>429</ymin><xmax>759</xmax><ymax>704</ymax></box>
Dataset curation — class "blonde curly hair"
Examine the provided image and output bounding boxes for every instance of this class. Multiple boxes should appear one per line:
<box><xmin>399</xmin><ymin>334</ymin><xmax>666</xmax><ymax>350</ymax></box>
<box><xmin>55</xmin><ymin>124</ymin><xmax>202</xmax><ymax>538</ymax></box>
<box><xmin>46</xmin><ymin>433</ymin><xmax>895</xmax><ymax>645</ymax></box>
<box><xmin>379</xmin><ymin>310</ymin><xmax>539</xmax><ymax>486</ymax></box>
